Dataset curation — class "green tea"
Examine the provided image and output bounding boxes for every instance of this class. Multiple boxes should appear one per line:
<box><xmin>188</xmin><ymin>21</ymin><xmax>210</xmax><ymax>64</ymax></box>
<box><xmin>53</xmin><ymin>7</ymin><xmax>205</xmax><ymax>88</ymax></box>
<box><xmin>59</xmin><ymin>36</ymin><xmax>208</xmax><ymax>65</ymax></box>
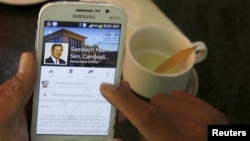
<box><xmin>134</xmin><ymin>51</ymin><xmax>184</xmax><ymax>74</ymax></box>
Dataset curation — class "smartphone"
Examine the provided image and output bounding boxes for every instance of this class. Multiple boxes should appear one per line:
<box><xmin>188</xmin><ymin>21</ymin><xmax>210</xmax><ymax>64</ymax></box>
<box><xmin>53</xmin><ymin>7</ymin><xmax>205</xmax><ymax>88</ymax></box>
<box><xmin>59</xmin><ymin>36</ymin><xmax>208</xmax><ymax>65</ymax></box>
<box><xmin>30</xmin><ymin>1</ymin><xmax>127</xmax><ymax>141</ymax></box>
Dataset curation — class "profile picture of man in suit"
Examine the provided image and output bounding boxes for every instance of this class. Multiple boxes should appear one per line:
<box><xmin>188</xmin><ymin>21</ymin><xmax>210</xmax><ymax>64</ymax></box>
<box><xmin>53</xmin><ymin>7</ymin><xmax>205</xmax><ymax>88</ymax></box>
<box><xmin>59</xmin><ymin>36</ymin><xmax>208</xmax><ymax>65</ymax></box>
<box><xmin>45</xmin><ymin>43</ymin><xmax>67</xmax><ymax>65</ymax></box>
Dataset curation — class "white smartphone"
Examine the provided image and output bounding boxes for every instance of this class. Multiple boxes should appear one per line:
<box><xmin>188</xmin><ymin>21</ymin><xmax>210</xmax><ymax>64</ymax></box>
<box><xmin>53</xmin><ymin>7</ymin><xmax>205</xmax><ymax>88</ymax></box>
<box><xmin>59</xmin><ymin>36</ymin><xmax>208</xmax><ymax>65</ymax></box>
<box><xmin>30</xmin><ymin>1</ymin><xmax>127</xmax><ymax>141</ymax></box>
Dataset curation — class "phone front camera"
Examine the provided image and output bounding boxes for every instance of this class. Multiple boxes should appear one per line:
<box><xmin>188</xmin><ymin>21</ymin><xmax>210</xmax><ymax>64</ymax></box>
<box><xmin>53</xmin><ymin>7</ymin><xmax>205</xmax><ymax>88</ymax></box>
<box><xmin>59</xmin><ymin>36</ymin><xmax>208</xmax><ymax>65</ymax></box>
<box><xmin>105</xmin><ymin>9</ymin><xmax>110</xmax><ymax>13</ymax></box>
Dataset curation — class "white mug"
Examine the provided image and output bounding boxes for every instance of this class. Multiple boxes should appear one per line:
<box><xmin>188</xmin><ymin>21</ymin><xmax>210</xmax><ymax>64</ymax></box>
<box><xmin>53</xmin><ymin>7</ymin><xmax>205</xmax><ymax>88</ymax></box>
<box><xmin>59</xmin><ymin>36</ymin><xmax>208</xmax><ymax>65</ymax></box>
<box><xmin>122</xmin><ymin>26</ymin><xmax>208</xmax><ymax>99</ymax></box>
<box><xmin>0</xmin><ymin>0</ymin><xmax>47</xmax><ymax>5</ymax></box>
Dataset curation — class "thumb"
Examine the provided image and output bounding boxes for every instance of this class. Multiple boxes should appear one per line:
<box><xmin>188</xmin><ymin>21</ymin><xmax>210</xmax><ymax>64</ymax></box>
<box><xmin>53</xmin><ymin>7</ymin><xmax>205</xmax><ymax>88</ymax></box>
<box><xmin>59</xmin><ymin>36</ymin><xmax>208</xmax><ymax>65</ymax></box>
<box><xmin>0</xmin><ymin>52</ymin><xmax>37</xmax><ymax>114</ymax></box>
<box><xmin>100</xmin><ymin>81</ymin><xmax>177</xmax><ymax>141</ymax></box>
<box><xmin>100</xmin><ymin>81</ymin><xmax>157</xmax><ymax>130</ymax></box>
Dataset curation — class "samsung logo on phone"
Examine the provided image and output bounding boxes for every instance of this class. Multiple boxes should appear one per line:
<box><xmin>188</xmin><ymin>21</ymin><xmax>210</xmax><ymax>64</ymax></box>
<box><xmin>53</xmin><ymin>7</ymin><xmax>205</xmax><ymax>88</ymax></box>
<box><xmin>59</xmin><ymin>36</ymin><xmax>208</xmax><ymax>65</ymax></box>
<box><xmin>72</xmin><ymin>14</ymin><xmax>95</xmax><ymax>19</ymax></box>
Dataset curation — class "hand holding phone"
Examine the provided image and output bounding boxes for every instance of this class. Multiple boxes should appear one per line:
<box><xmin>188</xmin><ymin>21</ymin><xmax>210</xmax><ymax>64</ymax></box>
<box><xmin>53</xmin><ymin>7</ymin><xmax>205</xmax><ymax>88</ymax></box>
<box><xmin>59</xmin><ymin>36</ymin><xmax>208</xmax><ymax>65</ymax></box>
<box><xmin>31</xmin><ymin>1</ymin><xmax>127</xmax><ymax>141</ymax></box>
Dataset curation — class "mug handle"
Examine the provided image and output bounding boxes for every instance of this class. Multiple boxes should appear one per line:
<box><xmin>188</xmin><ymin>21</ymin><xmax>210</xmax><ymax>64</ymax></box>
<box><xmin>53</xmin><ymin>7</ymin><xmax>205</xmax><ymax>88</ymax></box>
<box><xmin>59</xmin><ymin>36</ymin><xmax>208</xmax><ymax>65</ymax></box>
<box><xmin>192</xmin><ymin>41</ymin><xmax>208</xmax><ymax>64</ymax></box>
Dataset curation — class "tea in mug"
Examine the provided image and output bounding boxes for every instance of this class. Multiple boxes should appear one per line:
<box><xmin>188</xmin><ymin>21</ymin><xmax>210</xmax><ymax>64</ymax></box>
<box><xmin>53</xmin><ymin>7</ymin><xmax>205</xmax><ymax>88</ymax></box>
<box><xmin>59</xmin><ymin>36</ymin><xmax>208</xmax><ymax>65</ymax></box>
<box><xmin>134</xmin><ymin>51</ymin><xmax>184</xmax><ymax>74</ymax></box>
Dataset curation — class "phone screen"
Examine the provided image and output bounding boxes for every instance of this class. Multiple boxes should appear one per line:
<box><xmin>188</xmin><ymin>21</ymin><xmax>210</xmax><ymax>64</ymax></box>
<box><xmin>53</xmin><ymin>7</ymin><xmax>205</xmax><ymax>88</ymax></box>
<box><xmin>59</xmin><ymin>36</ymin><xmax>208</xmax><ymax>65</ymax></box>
<box><xmin>35</xmin><ymin>21</ymin><xmax>122</xmax><ymax>136</ymax></box>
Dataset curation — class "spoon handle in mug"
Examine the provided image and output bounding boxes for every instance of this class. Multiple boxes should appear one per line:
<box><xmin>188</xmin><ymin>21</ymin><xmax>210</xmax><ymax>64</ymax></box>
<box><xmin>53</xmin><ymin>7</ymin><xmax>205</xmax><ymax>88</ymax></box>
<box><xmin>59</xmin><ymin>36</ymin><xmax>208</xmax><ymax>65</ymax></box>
<box><xmin>154</xmin><ymin>46</ymin><xmax>197</xmax><ymax>73</ymax></box>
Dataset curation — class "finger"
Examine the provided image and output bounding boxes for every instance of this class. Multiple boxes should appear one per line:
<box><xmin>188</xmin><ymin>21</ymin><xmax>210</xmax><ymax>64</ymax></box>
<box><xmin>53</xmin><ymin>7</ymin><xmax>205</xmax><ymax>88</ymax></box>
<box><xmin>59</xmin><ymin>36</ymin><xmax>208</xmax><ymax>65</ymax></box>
<box><xmin>150</xmin><ymin>93</ymin><xmax>211</xmax><ymax>140</ymax></box>
<box><xmin>171</xmin><ymin>90</ymin><xmax>215</xmax><ymax>110</ymax></box>
<box><xmin>151</xmin><ymin>92</ymin><xmax>210</xmax><ymax>123</ymax></box>
<box><xmin>0</xmin><ymin>52</ymin><xmax>37</xmax><ymax>114</ymax></box>
<box><xmin>15</xmin><ymin>52</ymin><xmax>37</xmax><ymax>103</ymax></box>
<box><xmin>116</xmin><ymin>110</ymin><xmax>127</xmax><ymax>123</ymax></box>
<box><xmin>100</xmin><ymin>82</ymin><xmax>160</xmax><ymax>125</ymax></box>
<box><xmin>120</xmin><ymin>80</ymin><xmax>130</xmax><ymax>89</ymax></box>
<box><xmin>100</xmin><ymin>82</ymin><xmax>153</xmax><ymax>125</ymax></box>
<box><xmin>100</xmin><ymin>82</ymin><xmax>178</xmax><ymax>141</ymax></box>
<box><xmin>151</xmin><ymin>91</ymin><xmax>228</xmax><ymax>124</ymax></box>
<box><xmin>172</xmin><ymin>90</ymin><xmax>228</xmax><ymax>123</ymax></box>
<box><xmin>115</xmin><ymin>81</ymin><xmax>130</xmax><ymax>123</ymax></box>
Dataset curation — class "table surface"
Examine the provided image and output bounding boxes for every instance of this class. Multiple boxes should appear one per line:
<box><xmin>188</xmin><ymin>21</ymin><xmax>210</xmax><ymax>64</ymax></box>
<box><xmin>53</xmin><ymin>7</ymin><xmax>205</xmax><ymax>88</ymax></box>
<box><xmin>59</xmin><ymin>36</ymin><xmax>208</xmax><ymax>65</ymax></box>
<box><xmin>0</xmin><ymin>0</ymin><xmax>250</xmax><ymax>140</ymax></box>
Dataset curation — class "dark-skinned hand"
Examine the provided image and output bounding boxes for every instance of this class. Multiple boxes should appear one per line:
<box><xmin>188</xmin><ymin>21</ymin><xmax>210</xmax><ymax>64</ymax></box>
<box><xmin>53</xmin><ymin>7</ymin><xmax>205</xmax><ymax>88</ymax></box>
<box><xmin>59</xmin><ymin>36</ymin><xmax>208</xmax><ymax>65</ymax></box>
<box><xmin>0</xmin><ymin>52</ymin><xmax>37</xmax><ymax>141</ymax></box>
<box><xmin>100</xmin><ymin>81</ymin><xmax>229</xmax><ymax>141</ymax></box>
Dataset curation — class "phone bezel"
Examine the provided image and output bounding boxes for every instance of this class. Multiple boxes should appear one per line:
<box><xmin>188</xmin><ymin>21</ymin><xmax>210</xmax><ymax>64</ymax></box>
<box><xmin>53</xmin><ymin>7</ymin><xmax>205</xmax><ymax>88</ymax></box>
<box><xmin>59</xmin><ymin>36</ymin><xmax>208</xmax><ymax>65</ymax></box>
<box><xmin>31</xmin><ymin>1</ymin><xmax>127</xmax><ymax>141</ymax></box>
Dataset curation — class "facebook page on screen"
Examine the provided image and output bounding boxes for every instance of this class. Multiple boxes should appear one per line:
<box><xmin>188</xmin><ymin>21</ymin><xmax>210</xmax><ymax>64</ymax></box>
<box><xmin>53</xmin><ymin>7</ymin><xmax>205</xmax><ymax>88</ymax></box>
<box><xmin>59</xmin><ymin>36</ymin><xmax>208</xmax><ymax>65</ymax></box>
<box><xmin>36</xmin><ymin>21</ymin><xmax>122</xmax><ymax>136</ymax></box>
